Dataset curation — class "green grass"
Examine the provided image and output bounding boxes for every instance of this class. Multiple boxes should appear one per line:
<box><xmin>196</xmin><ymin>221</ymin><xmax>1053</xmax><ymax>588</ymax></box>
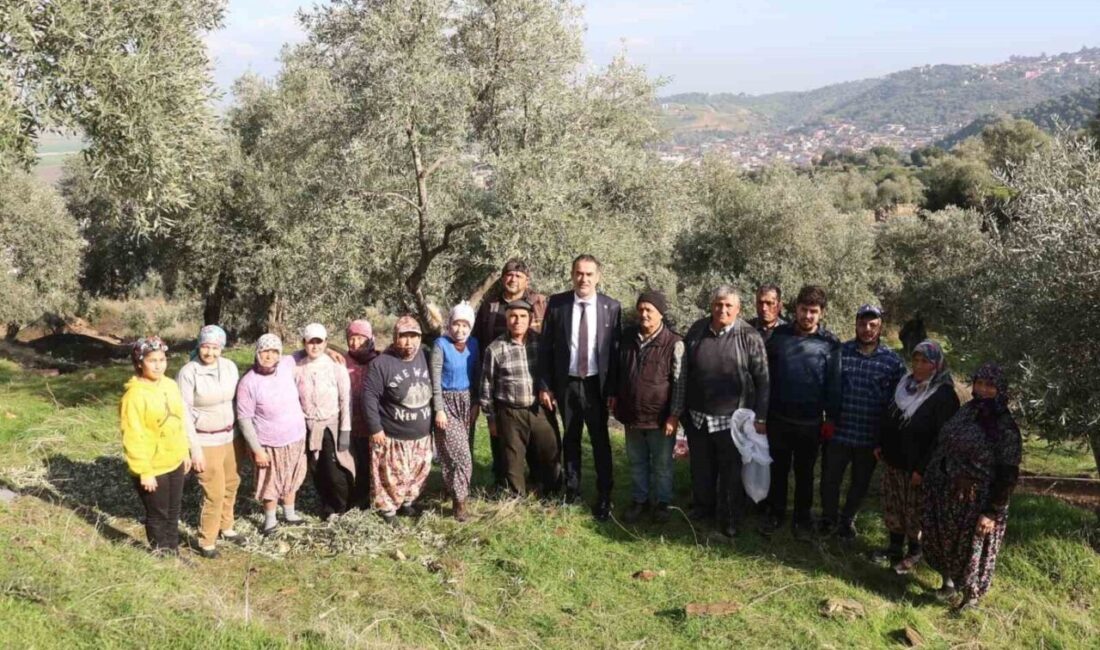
<box><xmin>0</xmin><ymin>352</ymin><xmax>1098</xmax><ymax>648</ymax></box>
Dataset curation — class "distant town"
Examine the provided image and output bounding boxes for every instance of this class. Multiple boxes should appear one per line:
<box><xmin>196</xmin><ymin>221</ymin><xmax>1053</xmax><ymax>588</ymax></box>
<box><xmin>657</xmin><ymin>49</ymin><xmax>1100</xmax><ymax>168</ymax></box>
<box><xmin>654</xmin><ymin>121</ymin><xmax>953</xmax><ymax>168</ymax></box>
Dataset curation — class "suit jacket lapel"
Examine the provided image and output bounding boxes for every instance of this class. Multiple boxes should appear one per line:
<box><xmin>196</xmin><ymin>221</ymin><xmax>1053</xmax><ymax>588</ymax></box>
<box><xmin>562</xmin><ymin>295</ymin><xmax>574</xmax><ymax>348</ymax></box>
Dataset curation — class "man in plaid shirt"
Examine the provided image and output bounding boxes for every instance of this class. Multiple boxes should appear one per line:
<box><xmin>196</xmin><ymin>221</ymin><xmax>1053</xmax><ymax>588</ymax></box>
<box><xmin>480</xmin><ymin>299</ymin><xmax>561</xmax><ymax>496</ymax></box>
<box><xmin>819</xmin><ymin>304</ymin><xmax>905</xmax><ymax>540</ymax></box>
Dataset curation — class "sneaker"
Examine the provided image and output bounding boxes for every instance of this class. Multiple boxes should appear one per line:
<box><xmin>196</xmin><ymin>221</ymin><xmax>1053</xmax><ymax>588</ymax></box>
<box><xmin>652</xmin><ymin>503</ymin><xmax>671</xmax><ymax>524</ymax></box>
<box><xmin>199</xmin><ymin>546</ymin><xmax>220</xmax><ymax>560</ymax></box>
<box><xmin>623</xmin><ymin>502</ymin><xmax>647</xmax><ymax>523</ymax></box>
<box><xmin>953</xmin><ymin>597</ymin><xmax>979</xmax><ymax>613</ymax></box>
<box><xmin>893</xmin><ymin>551</ymin><xmax>923</xmax><ymax>575</ymax></box>
<box><xmin>836</xmin><ymin>519</ymin><xmax>857</xmax><ymax>541</ymax></box>
<box><xmin>260</xmin><ymin>523</ymin><xmax>279</xmax><ymax>537</ymax></box>
<box><xmin>379</xmin><ymin>512</ymin><xmax>399</xmax><ymax>526</ymax></box>
<box><xmin>592</xmin><ymin>496</ymin><xmax>611</xmax><ymax>522</ymax></box>
<box><xmin>220</xmin><ymin>530</ymin><xmax>245</xmax><ymax>545</ymax></box>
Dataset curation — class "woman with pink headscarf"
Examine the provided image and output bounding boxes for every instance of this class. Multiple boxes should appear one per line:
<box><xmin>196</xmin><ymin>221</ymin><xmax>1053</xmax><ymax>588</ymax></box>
<box><xmin>345</xmin><ymin>319</ymin><xmax>379</xmax><ymax>508</ymax></box>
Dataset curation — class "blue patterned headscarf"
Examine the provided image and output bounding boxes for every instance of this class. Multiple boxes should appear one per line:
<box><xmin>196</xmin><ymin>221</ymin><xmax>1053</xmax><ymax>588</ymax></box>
<box><xmin>198</xmin><ymin>325</ymin><xmax>227</xmax><ymax>349</ymax></box>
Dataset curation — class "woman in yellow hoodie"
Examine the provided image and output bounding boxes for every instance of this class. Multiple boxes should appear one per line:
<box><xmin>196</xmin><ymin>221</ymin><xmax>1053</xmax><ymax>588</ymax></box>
<box><xmin>121</xmin><ymin>336</ymin><xmax>203</xmax><ymax>557</ymax></box>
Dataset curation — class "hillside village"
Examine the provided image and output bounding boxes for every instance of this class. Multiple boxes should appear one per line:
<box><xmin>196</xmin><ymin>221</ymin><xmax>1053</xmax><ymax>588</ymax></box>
<box><xmin>658</xmin><ymin>47</ymin><xmax>1100</xmax><ymax>168</ymax></box>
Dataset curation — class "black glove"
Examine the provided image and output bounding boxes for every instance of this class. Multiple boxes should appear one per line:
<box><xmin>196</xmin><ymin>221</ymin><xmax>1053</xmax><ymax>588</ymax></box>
<box><xmin>338</xmin><ymin>429</ymin><xmax>351</xmax><ymax>453</ymax></box>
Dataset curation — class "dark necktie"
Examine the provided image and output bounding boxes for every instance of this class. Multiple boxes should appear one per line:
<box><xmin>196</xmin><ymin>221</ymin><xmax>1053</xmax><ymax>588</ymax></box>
<box><xmin>577</xmin><ymin>302</ymin><xmax>589</xmax><ymax>377</ymax></box>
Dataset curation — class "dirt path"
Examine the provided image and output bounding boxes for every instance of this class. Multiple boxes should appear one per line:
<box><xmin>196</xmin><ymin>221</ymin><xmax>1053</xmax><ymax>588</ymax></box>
<box><xmin>1018</xmin><ymin>472</ymin><xmax>1100</xmax><ymax>512</ymax></box>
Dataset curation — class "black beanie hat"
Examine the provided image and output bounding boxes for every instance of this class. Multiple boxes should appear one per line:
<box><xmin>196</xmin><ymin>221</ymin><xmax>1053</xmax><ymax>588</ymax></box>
<box><xmin>636</xmin><ymin>290</ymin><xmax>669</xmax><ymax>316</ymax></box>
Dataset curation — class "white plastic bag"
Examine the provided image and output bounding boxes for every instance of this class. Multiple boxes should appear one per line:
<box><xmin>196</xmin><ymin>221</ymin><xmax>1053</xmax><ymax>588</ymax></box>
<box><xmin>730</xmin><ymin>408</ymin><xmax>772</xmax><ymax>503</ymax></box>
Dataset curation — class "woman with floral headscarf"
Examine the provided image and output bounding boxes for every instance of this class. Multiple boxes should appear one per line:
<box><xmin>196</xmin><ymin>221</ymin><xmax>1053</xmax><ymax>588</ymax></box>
<box><xmin>873</xmin><ymin>339</ymin><xmax>960</xmax><ymax>573</ymax></box>
<box><xmin>430</xmin><ymin>302</ymin><xmax>481</xmax><ymax>521</ymax></box>
<box><xmin>121</xmin><ymin>336</ymin><xmax>202</xmax><ymax>558</ymax></box>
<box><xmin>922</xmin><ymin>363</ymin><xmax>1022</xmax><ymax>611</ymax></box>
<box><xmin>235</xmin><ymin>334</ymin><xmax>308</xmax><ymax>535</ymax></box>
<box><xmin>363</xmin><ymin>315</ymin><xmax>434</xmax><ymax>524</ymax></box>
<box><xmin>177</xmin><ymin>325</ymin><xmax>242</xmax><ymax>558</ymax></box>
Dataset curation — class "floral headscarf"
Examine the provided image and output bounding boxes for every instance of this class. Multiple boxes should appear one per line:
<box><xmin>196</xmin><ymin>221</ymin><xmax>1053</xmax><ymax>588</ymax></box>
<box><xmin>131</xmin><ymin>336</ymin><xmax>169</xmax><ymax>372</ymax></box>
<box><xmin>253</xmin><ymin>333</ymin><xmax>283</xmax><ymax>376</ymax></box>
<box><xmin>894</xmin><ymin>339</ymin><xmax>954</xmax><ymax>421</ymax></box>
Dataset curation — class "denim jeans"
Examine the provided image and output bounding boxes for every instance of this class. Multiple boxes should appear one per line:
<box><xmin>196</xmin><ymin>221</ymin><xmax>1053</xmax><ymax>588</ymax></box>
<box><xmin>626</xmin><ymin>427</ymin><xmax>675</xmax><ymax>504</ymax></box>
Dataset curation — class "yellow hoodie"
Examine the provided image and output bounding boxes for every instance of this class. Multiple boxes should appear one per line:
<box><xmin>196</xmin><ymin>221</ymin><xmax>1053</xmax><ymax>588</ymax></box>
<box><xmin>120</xmin><ymin>376</ymin><xmax>193</xmax><ymax>481</ymax></box>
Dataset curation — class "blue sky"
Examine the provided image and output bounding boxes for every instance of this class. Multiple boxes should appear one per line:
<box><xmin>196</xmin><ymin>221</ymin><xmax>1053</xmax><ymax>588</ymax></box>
<box><xmin>206</xmin><ymin>0</ymin><xmax>1100</xmax><ymax>96</ymax></box>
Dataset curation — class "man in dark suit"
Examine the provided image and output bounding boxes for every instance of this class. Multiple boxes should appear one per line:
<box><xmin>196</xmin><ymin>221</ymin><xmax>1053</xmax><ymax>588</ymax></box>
<box><xmin>538</xmin><ymin>254</ymin><xmax>622</xmax><ymax>521</ymax></box>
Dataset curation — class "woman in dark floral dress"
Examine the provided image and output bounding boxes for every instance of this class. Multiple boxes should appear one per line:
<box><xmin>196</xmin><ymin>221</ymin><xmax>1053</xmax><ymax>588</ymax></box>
<box><xmin>922</xmin><ymin>363</ymin><xmax>1022</xmax><ymax>611</ymax></box>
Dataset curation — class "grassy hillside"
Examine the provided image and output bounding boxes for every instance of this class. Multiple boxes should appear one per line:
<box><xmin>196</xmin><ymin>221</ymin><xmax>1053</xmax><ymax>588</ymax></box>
<box><xmin>662</xmin><ymin>47</ymin><xmax>1100</xmax><ymax>141</ymax></box>
<box><xmin>1</xmin><ymin>354</ymin><xmax>1098</xmax><ymax>648</ymax></box>
<box><xmin>939</xmin><ymin>83</ymin><xmax>1100</xmax><ymax>149</ymax></box>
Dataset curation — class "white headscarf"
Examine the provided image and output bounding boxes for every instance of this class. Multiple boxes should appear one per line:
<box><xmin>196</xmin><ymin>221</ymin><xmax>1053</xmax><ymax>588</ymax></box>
<box><xmin>448</xmin><ymin>301</ymin><xmax>475</xmax><ymax>343</ymax></box>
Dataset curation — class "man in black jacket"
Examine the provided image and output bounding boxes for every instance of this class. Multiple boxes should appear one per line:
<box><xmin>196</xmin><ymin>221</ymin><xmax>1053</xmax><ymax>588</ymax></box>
<box><xmin>614</xmin><ymin>291</ymin><xmax>685</xmax><ymax>524</ymax></box>
<box><xmin>761</xmin><ymin>285</ymin><xmax>842</xmax><ymax>540</ymax></box>
<box><xmin>538</xmin><ymin>254</ymin><xmax>622</xmax><ymax>521</ymax></box>
<box><xmin>681</xmin><ymin>285</ymin><xmax>770</xmax><ymax>538</ymax></box>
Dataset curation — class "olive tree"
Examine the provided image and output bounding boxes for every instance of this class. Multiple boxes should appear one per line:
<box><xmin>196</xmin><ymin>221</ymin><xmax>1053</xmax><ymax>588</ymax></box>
<box><xmin>677</xmin><ymin>162</ymin><xmax>896</xmax><ymax>336</ymax></box>
<box><xmin>222</xmin><ymin>0</ymin><xmax>682</xmax><ymax>333</ymax></box>
<box><xmin>0</xmin><ymin>171</ymin><xmax>83</xmax><ymax>337</ymax></box>
<box><xmin>1</xmin><ymin>0</ymin><xmax>224</xmax><ymax>228</ymax></box>
<box><xmin>964</xmin><ymin>135</ymin><xmax>1100</xmax><ymax>475</ymax></box>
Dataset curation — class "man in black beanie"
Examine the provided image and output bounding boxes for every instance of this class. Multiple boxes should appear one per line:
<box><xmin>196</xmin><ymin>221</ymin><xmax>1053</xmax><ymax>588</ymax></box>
<box><xmin>613</xmin><ymin>290</ymin><xmax>685</xmax><ymax>523</ymax></box>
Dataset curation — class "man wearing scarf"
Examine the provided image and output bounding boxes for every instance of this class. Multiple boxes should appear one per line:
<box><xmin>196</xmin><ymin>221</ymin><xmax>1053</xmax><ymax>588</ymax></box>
<box><xmin>874</xmin><ymin>339</ymin><xmax>960</xmax><ymax>572</ymax></box>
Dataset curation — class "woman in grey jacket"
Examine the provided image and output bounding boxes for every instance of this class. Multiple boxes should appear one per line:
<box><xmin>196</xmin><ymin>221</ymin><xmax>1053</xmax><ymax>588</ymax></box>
<box><xmin>177</xmin><ymin>325</ymin><xmax>241</xmax><ymax>558</ymax></box>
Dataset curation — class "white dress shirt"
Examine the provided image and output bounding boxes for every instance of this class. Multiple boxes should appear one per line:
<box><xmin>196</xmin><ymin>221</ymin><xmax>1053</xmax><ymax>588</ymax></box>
<box><xmin>568</xmin><ymin>293</ymin><xmax>599</xmax><ymax>377</ymax></box>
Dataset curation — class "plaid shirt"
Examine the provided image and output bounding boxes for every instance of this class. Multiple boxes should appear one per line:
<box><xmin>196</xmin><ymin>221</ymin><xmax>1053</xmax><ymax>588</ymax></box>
<box><xmin>834</xmin><ymin>339</ymin><xmax>906</xmax><ymax>447</ymax></box>
<box><xmin>480</xmin><ymin>333</ymin><xmax>540</xmax><ymax>418</ymax></box>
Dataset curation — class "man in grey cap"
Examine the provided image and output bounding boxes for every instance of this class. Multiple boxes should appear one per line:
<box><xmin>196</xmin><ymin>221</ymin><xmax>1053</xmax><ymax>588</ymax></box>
<box><xmin>473</xmin><ymin>258</ymin><xmax>548</xmax><ymax>490</ymax></box>
<box><xmin>480</xmin><ymin>299</ymin><xmax>561</xmax><ymax>495</ymax></box>
<box><xmin>818</xmin><ymin>303</ymin><xmax>905</xmax><ymax>539</ymax></box>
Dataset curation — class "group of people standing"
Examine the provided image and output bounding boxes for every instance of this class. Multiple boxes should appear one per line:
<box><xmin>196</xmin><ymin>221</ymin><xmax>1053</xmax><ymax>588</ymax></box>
<box><xmin>119</xmin><ymin>255</ymin><xmax>1022</xmax><ymax>610</ymax></box>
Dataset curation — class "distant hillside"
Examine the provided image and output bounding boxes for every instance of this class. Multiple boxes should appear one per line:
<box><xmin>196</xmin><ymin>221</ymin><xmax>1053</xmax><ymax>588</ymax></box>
<box><xmin>938</xmin><ymin>83</ymin><xmax>1100</xmax><ymax>149</ymax></box>
<box><xmin>33</xmin><ymin>133</ymin><xmax>84</xmax><ymax>185</ymax></box>
<box><xmin>662</xmin><ymin>47</ymin><xmax>1100</xmax><ymax>143</ymax></box>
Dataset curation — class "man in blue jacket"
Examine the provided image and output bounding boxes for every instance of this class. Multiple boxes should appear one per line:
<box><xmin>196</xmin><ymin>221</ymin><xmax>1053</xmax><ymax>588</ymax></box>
<box><xmin>760</xmin><ymin>285</ymin><xmax>842</xmax><ymax>540</ymax></box>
